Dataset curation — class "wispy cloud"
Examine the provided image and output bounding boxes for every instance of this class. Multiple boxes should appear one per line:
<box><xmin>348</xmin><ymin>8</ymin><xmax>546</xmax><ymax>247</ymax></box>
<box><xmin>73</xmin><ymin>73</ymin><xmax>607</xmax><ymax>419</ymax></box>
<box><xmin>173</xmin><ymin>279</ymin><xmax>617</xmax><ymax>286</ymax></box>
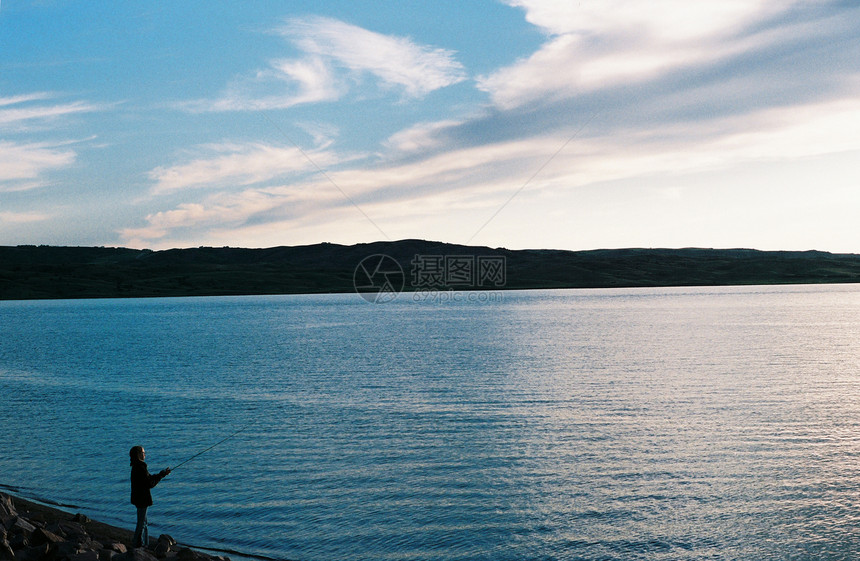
<box><xmin>187</xmin><ymin>16</ymin><xmax>466</xmax><ymax>112</ymax></box>
<box><xmin>479</xmin><ymin>0</ymin><xmax>782</xmax><ymax>109</ymax></box>
<box><xmin>0</xmin><ymin>93</ymin><xmax>55</xmax><ymax>107</ymax></box>
<box><xmin>434</xmin><ymin>1</ymin><xmax>860</xmax><ymax>163</ymax></box>
<box><xmin>0</xmin><ymin>93</ymin><xmax>99</xmax><ymax>191</ymax></box>
<box><xmin>120</xmin><ymin>185</ymin><xmax>320</xmax><ymax>247</ymax></box>
<box><xmin>0</xmin><ymin>92</ymin><xmax>101</xmax><ymax>129</ymax></box>
<box><xmin>148</xmin><ymin>142</ymin><xmax>342</xmax><ymax>195</ymax></box>
<box><xmin>503</xmin><ymin>0</ymin><xmax>774</xmax><ymax>40</ymax></box>
<box><xmin>184</xmin><ymin>56</ymin><xmax>341</xmax><ymax>112</ymax></box>
<box><xmin>122</xmin><ymin>92</ymin><xmax>860</xmax><ymax>248</ymax></box>
<box><xmin>0</xmin><ymin>140</ymin><xmax>76</xmax><ymax>192</ymax></box>
<box><xmin>280</xmin><ymin>16</ymin><xmax>466</xmax><ymax>97</ymax></box>
<box><xmin>0</xmin><ymin>211</ymin><xmax>51</xmax><ymax>224</ymax></box>
<box><xmin>122</xmin><ymin>135</ymin><xmax>569</xmax><ymax>246</ymax></box>
<box><xmin>384</xmin><ymin>119</ymin><xmax>464</xmax><ymax>154</ymax></box>
<box><xmin>122</xmin><ymin>2</ymin><xmax>860</xmax><ymax>250</ymax></box>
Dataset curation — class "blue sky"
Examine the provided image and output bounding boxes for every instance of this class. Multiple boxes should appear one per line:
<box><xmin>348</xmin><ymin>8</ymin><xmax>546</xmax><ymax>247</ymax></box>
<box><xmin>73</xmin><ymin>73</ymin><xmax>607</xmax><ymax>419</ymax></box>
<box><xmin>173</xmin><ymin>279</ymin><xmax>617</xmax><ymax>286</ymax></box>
<box><xmin>2</xmin><ymin>1</ymin><xmax>859</xmax><ymax>251</ymax></box>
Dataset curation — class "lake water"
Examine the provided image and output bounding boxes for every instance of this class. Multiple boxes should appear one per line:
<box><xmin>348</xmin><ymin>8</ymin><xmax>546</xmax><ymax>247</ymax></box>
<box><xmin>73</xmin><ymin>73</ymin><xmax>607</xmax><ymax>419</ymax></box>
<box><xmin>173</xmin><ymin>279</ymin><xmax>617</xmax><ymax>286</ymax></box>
<box><xmin>2</xmin><ymin>285</ymin><xmax>860</xmax><ymax>560</ymax></box>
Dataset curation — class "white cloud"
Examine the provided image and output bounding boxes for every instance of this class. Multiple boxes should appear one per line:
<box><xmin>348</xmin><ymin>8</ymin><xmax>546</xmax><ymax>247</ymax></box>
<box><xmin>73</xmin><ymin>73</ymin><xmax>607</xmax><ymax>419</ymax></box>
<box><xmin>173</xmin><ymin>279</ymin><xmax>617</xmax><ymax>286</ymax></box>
<box><xmin>123</xmin><ymin>91</ymin><xmax>860</xmax><ymax>248</ymax></box>
<box><xmin>319</xmin><ymin>98</ymin><xmax>860</xmax><ymax>221</ymax></box>
<box><xmin>124</xmin><ymin>3</ymin><xmax>860</xmax><ymax>250</ymax></box>
<box><xmin>120</xmin><ymin>184</ymin><xmax>322</xmax><ymax>246</ymax></box>
<box><xmin>295</xmin><ymin>121</ymin><xmax>340</xmax><ymax>149</ymax></box>
<box><xmin>280</xmin><ymin>16</ymin><xmax>466</xmax><ymax>97</ymax></box>
<box><xmin>191</xmin><ymin>16</ymin><xmax>465</xmax><ymax>111</ymax></box>
<box><xmin>147</xmin><ymin>189</ymin><xmax>294</xmax><ymax>232</ymax></box>
<box><xmin>0</xmin><ymin>93</ymin><xmax>101</xmax><ymax>128</ymax></box>
<box><xmin>148</xmin><ymin>142</ymin><xmax>340</xmax><ymax>195</ymax></box>
<box><xmin>0</xmin><ymin>93</ymin><xmax>99</xmax><ymax>191</ymax></box>
<box><xmin>0</xmin><ymin>93</ymin><xmax>54</xmax><ymax>107</ymax></box>
<box><xmin>124</xmin><ymin>133</ymin><xmax>560</xmax><ymax>245</ymax></box>
<box><xmin>384</xmin><ymin>119</ymin><xmax>463</xmax><ymax>154</ymax></box>
<box><xmin>503</xmin><ymin>0</ymin><xmax>773</xmax><ymax>40</ymax></box>
<box><xmin>481</xmin><ymin>0</ymin><xmax>780</xmax><ymax>108</ymax></box>
<box><xmin>269</xmin><ymin>56</ymin><xmax>342</xmax><ymax>104</ymax></box>
<box><xmin>0</xmin><ymin>211</ymin><xmax>51</xmax><ymax>224</ymax></box>
<box><xmin>0</xmin><ymin>140</ymin><xmax>76</xmax><ymax>192</ymax></box>
<box><xmin>189</xmin><ymin>56</ymin><xmax>342</xmax><ymax>112</ymax></box>
<box><xmin>703</xmin><ymin>99</ymin><xmax>860</xmax><ymax>162</ymax></box>
<box><xmin>0</xmin><ymin>100</ymin><xmax>99</xmax><ymax>126</ymax></box>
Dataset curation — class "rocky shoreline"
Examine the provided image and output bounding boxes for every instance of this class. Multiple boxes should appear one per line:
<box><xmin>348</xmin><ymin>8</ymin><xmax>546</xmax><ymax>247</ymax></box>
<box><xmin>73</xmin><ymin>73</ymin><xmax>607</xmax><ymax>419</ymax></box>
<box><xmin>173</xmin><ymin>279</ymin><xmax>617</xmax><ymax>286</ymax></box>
<box><xmin>0</xmin><ymin>494</ymin><xmax>230</xmax><ymax>561</ymax></box>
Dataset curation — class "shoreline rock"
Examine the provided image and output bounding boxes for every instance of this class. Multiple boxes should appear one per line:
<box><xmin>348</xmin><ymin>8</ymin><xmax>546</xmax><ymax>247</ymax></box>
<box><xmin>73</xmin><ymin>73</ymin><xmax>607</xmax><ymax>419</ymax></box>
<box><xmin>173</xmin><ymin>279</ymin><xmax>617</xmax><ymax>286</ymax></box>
<box><xmin>0</xmin><ymin>493</ymin><xmax>229</xmax><ymax>561</ymax></box>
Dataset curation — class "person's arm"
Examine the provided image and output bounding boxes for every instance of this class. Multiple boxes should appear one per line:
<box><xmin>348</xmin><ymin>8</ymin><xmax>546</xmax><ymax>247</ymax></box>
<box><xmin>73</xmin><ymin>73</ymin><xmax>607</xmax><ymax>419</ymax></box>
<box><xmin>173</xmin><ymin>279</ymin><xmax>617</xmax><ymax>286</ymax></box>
<box><xmin>147</xmin><ymin>466</ymin><xmax>171</xmax><ymax>488</ymax></box>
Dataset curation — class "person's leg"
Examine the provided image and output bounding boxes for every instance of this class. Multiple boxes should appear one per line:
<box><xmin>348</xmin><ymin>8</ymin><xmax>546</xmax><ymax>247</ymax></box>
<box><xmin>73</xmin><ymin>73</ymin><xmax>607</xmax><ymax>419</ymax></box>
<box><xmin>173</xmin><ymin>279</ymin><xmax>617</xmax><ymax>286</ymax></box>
<box><xmin>133</xmin><ymin>506</ymin><xmax>148</xmax><ymax>548</ymax></box>
<box><xmin>142</xmin><ymin>506</ymin><xmax>149</xmax><ymax>547</ymax></box>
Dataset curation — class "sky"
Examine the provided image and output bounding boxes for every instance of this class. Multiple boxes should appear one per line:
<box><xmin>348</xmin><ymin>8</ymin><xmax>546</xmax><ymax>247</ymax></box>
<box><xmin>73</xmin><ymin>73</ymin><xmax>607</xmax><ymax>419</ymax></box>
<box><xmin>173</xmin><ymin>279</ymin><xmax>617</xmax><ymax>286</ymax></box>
<box><xmin>1</xmin><ymin>1</ymin><xmax>859</xmax><ymax>252</ymax></box>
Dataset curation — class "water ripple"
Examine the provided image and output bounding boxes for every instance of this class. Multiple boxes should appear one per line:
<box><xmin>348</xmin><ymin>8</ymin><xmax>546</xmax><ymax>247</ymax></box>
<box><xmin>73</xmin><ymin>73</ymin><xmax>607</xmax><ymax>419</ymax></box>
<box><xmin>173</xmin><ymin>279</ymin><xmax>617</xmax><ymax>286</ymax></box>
<box><xmin>2</xmin><ymin>287</ymin><xmax>860</xmax><ymax>560</ymax></box>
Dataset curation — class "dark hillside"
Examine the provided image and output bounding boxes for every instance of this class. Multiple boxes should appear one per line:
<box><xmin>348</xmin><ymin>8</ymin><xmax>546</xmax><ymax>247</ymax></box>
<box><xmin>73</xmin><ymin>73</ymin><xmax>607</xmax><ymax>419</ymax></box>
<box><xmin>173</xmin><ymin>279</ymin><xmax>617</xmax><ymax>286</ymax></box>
<box><xmin>1</xmin><ymin>242</ymin><xmax>859</xmax><ymax>300</ymax></box>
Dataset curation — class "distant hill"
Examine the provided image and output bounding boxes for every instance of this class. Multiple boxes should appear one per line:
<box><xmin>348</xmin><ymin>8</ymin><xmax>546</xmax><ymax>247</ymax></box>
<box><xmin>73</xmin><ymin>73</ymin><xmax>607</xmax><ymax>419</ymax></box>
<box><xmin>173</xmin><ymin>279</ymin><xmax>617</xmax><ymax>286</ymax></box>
<box><xmin>2</xmin><ymin>240</ymin><xmax>860</xmax><ymax>300</ymax></box>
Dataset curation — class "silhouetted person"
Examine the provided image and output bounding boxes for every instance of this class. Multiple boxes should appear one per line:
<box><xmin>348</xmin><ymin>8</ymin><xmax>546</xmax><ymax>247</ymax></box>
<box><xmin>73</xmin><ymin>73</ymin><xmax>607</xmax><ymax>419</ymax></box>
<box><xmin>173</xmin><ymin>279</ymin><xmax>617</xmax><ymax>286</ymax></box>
<box><xmin>129</xmin><ymin>446</ymin><xmax>171</xmax><ymax>548</ymax></box>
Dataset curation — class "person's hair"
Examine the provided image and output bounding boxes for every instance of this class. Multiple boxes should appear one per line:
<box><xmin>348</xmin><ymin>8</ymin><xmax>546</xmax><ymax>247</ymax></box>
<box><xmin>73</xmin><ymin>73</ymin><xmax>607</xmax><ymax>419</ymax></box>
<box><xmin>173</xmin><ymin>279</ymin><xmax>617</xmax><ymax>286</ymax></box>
<box><xmin>129</xmin><ymin>446</ymin><xmax>144</xmax><ymax>465</ymax></box>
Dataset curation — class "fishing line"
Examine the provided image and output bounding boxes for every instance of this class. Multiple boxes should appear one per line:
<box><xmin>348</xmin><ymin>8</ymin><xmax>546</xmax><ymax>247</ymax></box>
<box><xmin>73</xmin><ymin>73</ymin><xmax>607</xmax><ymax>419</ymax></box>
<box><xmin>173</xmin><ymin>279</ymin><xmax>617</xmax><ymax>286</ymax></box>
<box><xmin>170</xmin><ymin>421</ymin><xmax>255</xmax><ymax>471</ymax></box>
<box><xmin>258</xmin><ymin>112</ymin><xmax>391</xmax><ymax>241</ymax></box>
<box><xmin>465</xmin><ymin>111</ymin><xmax>600</xmax><ymax>245</ymax></box>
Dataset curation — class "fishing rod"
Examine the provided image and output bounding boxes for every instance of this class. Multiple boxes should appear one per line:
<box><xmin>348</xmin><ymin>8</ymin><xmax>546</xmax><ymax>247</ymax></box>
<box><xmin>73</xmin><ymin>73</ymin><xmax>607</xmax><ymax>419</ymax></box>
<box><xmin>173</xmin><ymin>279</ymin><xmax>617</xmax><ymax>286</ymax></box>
<box><xmin>170</xmin><ymin>422</ymin><xmax>255</xmax><ymax>472</ymax></box>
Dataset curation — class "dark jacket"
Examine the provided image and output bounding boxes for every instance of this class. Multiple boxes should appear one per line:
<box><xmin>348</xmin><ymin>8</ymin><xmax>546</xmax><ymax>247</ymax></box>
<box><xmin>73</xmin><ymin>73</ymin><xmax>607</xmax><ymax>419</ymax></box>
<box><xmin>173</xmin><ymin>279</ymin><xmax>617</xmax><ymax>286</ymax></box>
<box><xmin>130</xmin><ymin>460</ymin><xmax>167</xmax><ymax>507</ymax></box>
